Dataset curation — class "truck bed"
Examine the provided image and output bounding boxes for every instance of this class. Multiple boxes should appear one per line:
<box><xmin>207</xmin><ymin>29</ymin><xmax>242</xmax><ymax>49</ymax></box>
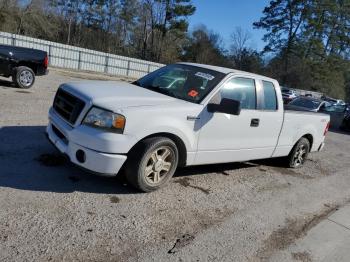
<box><xmin>272</xmin><ymin>109</ymin><xmax>330</xmax><ymax>157</ymax></box>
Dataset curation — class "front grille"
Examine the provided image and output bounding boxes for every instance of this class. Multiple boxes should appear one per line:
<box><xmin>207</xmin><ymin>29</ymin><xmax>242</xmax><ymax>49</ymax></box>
<box><xmin>53</xmin><ymin>89</ymin><xmax>85</xmax><ymax>124</ymax></box>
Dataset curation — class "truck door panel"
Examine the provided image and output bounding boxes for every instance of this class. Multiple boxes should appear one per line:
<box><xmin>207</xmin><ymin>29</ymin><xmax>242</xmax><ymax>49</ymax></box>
<box><xmin>195</xmin><ymin>76</ymin><xmax>282</xmax><ymax>165</ymax></box>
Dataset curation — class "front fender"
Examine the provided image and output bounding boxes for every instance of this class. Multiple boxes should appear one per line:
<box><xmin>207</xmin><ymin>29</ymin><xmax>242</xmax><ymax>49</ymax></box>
<box><xmin>127</xmin><ymin>122</ymin><xmax>198</xmax><ymax>153</ymax></box>
<box><xmin>124</xmin><ymin>108</ymin><xmax>201</xmax><ymax>153</ymax></box>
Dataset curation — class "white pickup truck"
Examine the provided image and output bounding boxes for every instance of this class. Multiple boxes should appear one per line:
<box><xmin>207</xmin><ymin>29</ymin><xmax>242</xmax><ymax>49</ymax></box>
<box><xmin>46</xmin><ymin>63</ymin><xmax>330</xmax><ymax>192</ymax></box>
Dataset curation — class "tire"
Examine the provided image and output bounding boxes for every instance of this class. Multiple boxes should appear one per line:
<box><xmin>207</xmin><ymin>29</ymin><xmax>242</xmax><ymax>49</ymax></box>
<box><xmin>12</xmin><ymin>66</ymin><xmax>35</xmax><ymax>89</ymax></box>
<box><xmin>286</xmin><ymin>137</ymin><xmax>310</xmax><ymax>168</ymax></box>
<box><xmin>125</xmin><ymin>137</ymin><xmax>179</xmax><ymax>192</ymax></box>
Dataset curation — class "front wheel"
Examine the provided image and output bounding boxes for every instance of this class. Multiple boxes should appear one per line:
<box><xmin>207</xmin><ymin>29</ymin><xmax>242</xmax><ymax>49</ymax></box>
<box><xmin>287</xmin><ymin>138</ymin><xmax>310</xmax><ymax>168</ymax></box>
<box><xmin>12</xmin><ymin>66</ymin><xmax>35</xmax><ymax>89</ymax></box>
<box><xmin>125</xmin><ymin>137</ymin><xmax>179</xmax><ymax>192</ymax></box>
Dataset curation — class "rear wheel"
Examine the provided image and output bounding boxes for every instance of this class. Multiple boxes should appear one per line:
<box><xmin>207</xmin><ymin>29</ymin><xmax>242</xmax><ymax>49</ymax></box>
<box><xmin>125</xmin><ymin>137</ymin><xmax>179</xmax><ymax>192</ymax></box>
<box><xmin>12</xmin><ymin>66</ymin><xmax>35</xmax><ymax>89</ymax></box>
<box><xmin>287</xmin><ymin>138</ymin><xmax>310</xmax><ymax>168</ymax></box>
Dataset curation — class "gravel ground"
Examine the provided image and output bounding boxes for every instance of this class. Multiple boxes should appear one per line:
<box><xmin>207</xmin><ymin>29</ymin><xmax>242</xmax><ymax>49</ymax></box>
<box><xmin>0</xmin><ymin>68</ymin><xmax>350</xmax><ymax>262</ymax></box>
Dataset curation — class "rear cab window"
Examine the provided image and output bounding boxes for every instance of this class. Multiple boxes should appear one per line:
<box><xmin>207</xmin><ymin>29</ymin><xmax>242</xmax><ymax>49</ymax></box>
<box><xmin>261</xmin><ymin>81</ymin><xmax>278</xmax><ymax>110</ymax></box>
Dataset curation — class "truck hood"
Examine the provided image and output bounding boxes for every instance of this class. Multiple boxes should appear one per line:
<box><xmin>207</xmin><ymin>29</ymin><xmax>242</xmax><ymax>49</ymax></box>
<box><xmin>61</xmin><ymin>80</ymin><xmax>181</xmax><ymax>111</ymax></box>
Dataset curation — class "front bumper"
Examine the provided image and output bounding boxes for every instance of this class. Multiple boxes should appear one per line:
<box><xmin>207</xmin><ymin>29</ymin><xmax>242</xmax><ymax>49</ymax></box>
<box><xmin>46</xmin><ymin>115</ymin><xmax>127</xmax><ymax>176</ymax></box>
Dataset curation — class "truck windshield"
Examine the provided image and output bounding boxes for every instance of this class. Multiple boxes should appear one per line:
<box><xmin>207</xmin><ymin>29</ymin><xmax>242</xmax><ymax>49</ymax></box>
<box><xmin>133</xmin><ymin>64</ymin><xmax>226</xmax><ymax>103</ymax></box>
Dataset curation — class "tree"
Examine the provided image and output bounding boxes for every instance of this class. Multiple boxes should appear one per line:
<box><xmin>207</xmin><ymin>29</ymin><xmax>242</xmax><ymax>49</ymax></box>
<box><xmin>182</xmin><ymin>25</ymin><xmax>229</xmax><ymax>66</ymax></box>
<box><xmin>119</xmin><ymin>0</ymin><xmax>139</xmax><ymax>52</ymax></box>
<box><xmin>153</xmin><ymin>0</ymin><xmax>196</xmax><ymax>61</ymax></box>
<box><xmin>51</xmin><ymin>0</ymin><xmax>82</xmax><ymax>44</ymax></box>
<box><xmin>228</xmin><ymin>27</ymin><xmax>264</xmax><ymax>72</ymax></box>
<box><xmin>254</xmin><ymin>0</ymin><xmax>350</xmax><ymax>100</ymax></box>
<box><xmin>302</xmin><ymin>0</ymin><xmax>350</xmax><ymax>60</ymax></box>
<box><xmin>345</xmin><ymin>68</ymin><xmax>350</xmax><ymax>101</ymax></box>
<box><xmin>230</xmin><ymin>27</ymin><xmax>251</xmax><ymax>58</ymax></box>
<box><xmin>231</xmin><ymin>49</ymin><xmax>265</xmax><ymax>73</ymax></box>
<box><xmin>253</xmin><ymin>0</ymin><xmax>308</xmax><ymax>82</ymax></box>
<box><xmin>122</xmin><ymin>0</ymin><xmax>195</xmax><ymax>62</ymax></box>
<box><xmin>1</xmin><ymin>0</ymin><xmax>348</xmax><ymax>101</ymax></box>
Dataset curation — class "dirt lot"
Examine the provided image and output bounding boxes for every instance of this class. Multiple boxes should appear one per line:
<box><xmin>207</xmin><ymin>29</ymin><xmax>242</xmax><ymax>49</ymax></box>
<box><xmin>1</xmin><ymin>68</ymin><xmax>350</xmax><ymax>261</ymax></box>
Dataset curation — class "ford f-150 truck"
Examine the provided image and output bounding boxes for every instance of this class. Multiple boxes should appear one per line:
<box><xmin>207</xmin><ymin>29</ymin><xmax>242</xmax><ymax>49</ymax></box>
<box><xmin>0</xmin><ymin>44</ymin><xmax>48</xmax><ymax>88</ymax></box>
<box><xmin>46</xmin><ymin>63</ymin><xmax>330</xmax><ymax>192</ymax></box>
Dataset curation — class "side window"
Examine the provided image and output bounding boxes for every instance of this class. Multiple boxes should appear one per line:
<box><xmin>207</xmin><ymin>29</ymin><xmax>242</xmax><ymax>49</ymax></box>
<box><xmin>262</xmin><ymin>81</ymin><xmax>278</xmax><ymax>110</ymax></box>
<box><xmin>220</xmin><ymin>77</ymin><xmax>256</xmax><ymax>109</ymax></box>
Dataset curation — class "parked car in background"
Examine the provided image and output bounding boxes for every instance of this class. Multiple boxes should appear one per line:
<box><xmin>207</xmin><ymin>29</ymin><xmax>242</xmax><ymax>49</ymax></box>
<box><xmin>281</xmin><ymin>87</ymin><xmax>298</xmax><ymax>104</ymax></box>
<box><xmin>322</xmin><ymin>96</ymin><xmax>335</xmax><ymax>104</ymax></box>
<box><xmin>285</xmin><ymin>97</ymin><xmax>330</xmax><ymax>112</ymax></box>
<box><xmin>335</xmin><ymin>100</ymin><xmax>346</xmax><ymax>106</ymax></box>
<box><xmin>323</xmin><ymin>104</ymin><xmax>347</xmax><ymax>113</ymax></box>
<box><xmin>47</xmin><ymin>63</ymin><xmax>330</xmax><ymax>192</ymax></box>
<box><xmin>321</xmin><ymin>96</ymin><xmax>346</xmax><ymax>106</ymax></box>
<box><xmin>322</xmin><ymin>104</ymin><xmax>348</xmax><ymax>129</ymax></box>
<box><xmin>0</xmin><ymin>44</ymin><xmax>48</xmax><ymax>88</ymax></box>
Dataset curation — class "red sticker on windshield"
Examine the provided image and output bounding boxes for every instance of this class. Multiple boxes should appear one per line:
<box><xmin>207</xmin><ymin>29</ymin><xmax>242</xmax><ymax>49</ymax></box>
<box><xmin>188</xmin><ymin>89</ymin><xmax>199</xmax><ymax>97</ymax></box>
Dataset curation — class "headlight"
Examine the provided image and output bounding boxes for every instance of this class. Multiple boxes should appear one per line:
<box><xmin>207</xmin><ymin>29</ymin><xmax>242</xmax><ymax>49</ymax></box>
<box><xmin>82</xmin><ymin>107</ymin><xmax>125</xmax><ymax>133</ymax></box>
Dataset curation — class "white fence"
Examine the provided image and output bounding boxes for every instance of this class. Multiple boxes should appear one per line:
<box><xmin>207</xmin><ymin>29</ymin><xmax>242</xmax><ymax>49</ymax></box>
<box><xmin>0</xmin><ymin>31</ymin><xmax>164</xmax><ymax>79</ymax></box>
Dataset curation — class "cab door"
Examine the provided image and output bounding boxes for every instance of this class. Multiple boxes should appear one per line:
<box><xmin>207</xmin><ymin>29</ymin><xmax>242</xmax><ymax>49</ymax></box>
<box><xmin>194</xmin><ymin>76</ymin><xmax>282</xmax><ymax>165</ymax></box>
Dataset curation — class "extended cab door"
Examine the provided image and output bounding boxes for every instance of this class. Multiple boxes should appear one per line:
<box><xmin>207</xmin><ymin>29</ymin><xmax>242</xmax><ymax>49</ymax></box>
<box><xmin>194</xmin><ymin>76</ymin><xmax>283</xmax><ymax>165</ymax></box>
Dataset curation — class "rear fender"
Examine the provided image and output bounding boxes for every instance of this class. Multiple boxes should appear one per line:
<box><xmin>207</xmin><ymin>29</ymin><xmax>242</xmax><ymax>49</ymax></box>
<box><xmin>292</xmin><ymin>125</ymin><xmax>317</xmax><ymax>152</ymax></box>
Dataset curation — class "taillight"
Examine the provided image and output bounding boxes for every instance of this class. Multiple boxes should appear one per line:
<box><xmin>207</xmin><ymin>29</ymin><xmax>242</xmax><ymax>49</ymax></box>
<box><xmin>43</xmin><ymin>55</ymin><xmax>48</xmax><ymax>68</ymax></box>
<box><xmin>324</xmin><ymin>122</ymin><xmax>330</xmax><ymax>136</ymax></box>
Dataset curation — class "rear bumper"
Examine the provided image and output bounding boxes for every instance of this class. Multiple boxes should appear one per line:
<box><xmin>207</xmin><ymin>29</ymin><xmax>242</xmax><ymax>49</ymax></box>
<box><xmin>46</xmin><ymin>117</ymin><xmax>127</xmax><ymax>176</ymax></box>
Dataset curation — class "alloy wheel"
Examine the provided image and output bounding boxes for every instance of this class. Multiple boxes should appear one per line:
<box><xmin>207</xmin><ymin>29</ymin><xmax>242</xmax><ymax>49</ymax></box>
<box><xmin>19</xmin><ymin>70</ymin><xmax>34</xmax><ymax>87</ymax></box>
<box><xmin>144</xmin><ymin>146</ymin><xmax>173</xmax><ymax>184</ymax></box>
<box><xmin>293</xmin><ymin>144</ymin><xmax>307</xmax><ymax>167</ymax></box>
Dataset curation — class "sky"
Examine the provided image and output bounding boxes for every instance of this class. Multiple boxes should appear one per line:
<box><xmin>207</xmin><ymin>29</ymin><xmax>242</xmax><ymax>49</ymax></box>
<box><xmin>188</xmin><ymin>0</ymin><xmax>270</xmax><ymax>51</ymax></box>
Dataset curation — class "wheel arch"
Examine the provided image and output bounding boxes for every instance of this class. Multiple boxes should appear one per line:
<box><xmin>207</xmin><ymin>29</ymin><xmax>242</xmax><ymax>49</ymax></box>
<box><xmin>128</xmin><ymin>132</ymin><xmax>188</xmax><ymax>167</ymax></box>
<box><xmin>290</xmin><ymin>133</ymin><xmax>313</xmax><ymax>154</ymax></box>
<box><xmin>15</xmin><ymin>62</ymin><xmax>38</xmax><ymax>74</ymax></box>
<box><xmin>301</xmin><ymin>133</ymin><xmax>313</xmax><ymax>152</ymax></box>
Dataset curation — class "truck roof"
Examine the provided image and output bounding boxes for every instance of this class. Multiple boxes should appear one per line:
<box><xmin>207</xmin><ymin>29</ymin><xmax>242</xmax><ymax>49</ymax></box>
<box><xmin>178</xmin><ymin>62</ymin><xmax>277</xmax><ymax>82</ymax></box>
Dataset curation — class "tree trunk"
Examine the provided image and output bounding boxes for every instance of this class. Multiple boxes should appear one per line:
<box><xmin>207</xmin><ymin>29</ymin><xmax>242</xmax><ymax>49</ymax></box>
<box><xmin>67</xmin><ymin>18</ymin><xmax>72</xmax><ymax>45</ymax></box>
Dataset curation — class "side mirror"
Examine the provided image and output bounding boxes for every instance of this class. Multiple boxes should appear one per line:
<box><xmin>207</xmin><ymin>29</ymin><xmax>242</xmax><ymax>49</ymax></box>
<box><xmin>207</xmin><ymin>98</ymin><xmax>241</xmax><ymax>115</ymax></box>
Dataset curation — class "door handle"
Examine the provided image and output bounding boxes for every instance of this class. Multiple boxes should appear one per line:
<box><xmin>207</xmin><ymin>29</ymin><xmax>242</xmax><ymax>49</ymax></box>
<box><xmin>250</xmin><ymin>118</ymin><xmax>260</xmax><ymax>127</ymax></box>
<box><xmin>187</xmin><ymin>116</ymin><xmax>200</xmax><ymax>121</ymax></box>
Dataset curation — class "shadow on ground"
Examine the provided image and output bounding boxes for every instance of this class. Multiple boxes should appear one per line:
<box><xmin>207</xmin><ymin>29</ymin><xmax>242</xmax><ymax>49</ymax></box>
<box><xmin>0</xmin><ymin>78</ymin><xmax>15</xmax><ymax>88</ymax></box>
<box><xmin>0</xmin><ymin>125</ymin><xmax>139</xmax><ymax>195</ymax></box>
<box><xmin>0</xmin><ymin>125</ymin><xmax>316</xmax><ymax>195</ymax></box>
